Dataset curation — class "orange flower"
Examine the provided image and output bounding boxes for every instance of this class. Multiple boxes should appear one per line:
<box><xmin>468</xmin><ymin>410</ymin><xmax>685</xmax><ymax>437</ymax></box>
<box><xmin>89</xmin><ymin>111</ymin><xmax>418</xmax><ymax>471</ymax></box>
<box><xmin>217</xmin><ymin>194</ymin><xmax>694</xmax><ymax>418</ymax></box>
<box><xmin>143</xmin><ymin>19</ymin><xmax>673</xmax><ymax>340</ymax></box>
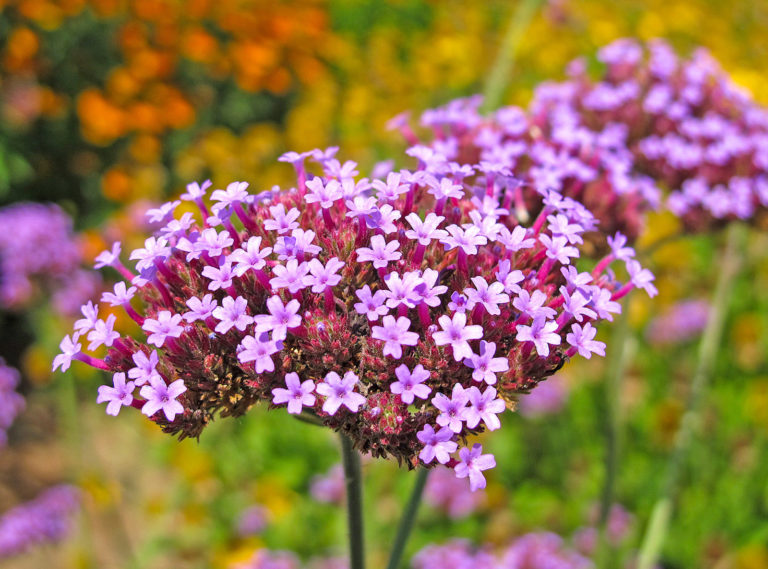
<box><xmin>77</xmin><ymin>89</ymin><xmax>126</xmax><ymax>144</ymax></box>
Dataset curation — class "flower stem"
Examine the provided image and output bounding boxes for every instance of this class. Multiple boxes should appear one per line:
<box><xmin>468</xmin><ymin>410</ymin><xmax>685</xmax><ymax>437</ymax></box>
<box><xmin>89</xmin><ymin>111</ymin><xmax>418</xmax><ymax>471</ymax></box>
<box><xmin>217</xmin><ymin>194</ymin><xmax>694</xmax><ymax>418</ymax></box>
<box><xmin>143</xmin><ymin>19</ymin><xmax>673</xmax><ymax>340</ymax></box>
<box><xmin>636</xmin><ymin>223</ymin><xmax>744</xmax><ymax>569</ymax></box>
<box><xmin>481</xmin><ymin>0</ymin><xmax>542</xmax><ymax>113</ymax></box>
<box><xmin>385</xmin><ymin>468</ymin><xmax>431</xmax><ymax>569</ymax></box>
<box><xmin>595</xmin><ymin>301</ymin><xmax>636</xmax><ymax>567</ymax></box>
<box><xmin>341</xmin><ymin>433</ymin><xmax>365</xmax><ymax>569</ymax></box>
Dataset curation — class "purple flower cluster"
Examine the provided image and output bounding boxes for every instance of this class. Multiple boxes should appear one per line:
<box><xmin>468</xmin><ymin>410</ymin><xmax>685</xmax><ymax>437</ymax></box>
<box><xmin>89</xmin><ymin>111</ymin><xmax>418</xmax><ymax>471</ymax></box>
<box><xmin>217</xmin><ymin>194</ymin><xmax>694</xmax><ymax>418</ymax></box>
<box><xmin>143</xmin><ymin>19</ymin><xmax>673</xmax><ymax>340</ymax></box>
<box><xmin>0</xmin><ymin>485</ymin><xmax>79</xmax><ymax>558</ymax></box>
<box><xmin>645</xmin><ymin>299</ymin><xmax>710</xmax><ymax>345</ymax></box>
<box><xmin>0</xmin><ymin>203</ymin><xmax>99</xmax><ymax>314</ymax></box>
<box><xmin>0</xmin><ymin>360</ymin><xmax>24</xmax><ymax>447</ymax></box>
<box><xmin>531</xmin><ymin>38</ymin><xmax>768</xmax><ymax>233</ymax></box>
<box><xmin>54</xmin><ymin>143</ymin><xmax>652</xmax><ymax>488</ymax></box>
<box><xmin>390</xmin><ymin>95</ymin><xmax>660</xmax><ymax>248</ymax></box>
<box><xmin>412</xmin><ymin>533</ymin><xmax>592</xmax><ymax>569</ymax></box>
<box><xmin>232</xmin><ymin>550</ymin><xmax>348</xmax><ymax>569</ymax></box>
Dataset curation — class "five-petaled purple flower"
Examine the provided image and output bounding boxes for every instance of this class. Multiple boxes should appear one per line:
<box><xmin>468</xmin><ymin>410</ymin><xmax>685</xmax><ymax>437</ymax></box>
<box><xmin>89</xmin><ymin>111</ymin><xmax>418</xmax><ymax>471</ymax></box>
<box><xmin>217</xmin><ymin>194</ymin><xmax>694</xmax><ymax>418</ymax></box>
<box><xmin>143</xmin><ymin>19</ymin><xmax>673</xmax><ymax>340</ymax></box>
<box><xmin>454</xmin><ymin>443</ymin><xmax>496</xmax><ymax>491</ymax></box>
<box><xmin>272</xmin><ymin>372</ymin><xmax>316</xmax><ymax>414</ymax></box>
<box><xmin>317</xmin><ymin>371</ymin><xmax>367</xmax><ymax>415</ymax></box>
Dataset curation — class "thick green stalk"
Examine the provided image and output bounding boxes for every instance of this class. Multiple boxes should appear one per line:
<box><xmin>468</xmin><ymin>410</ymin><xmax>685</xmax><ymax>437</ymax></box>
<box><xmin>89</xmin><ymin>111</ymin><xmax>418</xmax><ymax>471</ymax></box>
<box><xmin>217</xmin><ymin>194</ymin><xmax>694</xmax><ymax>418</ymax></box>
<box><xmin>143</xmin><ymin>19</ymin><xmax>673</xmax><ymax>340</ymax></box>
<box><xmin>341</xmin><ymin>434</ymin><xmax>365</xmax><ymax>569</ymax></box>
<box><xmin>385</xmin><ymin>468</ymin><xmax>431</xmax><ymax>569</ymax></box>
<box><xmin>481</xmin><ymin>0</ymin><xmax>542</xmax><ymax>113</ymax></box>
<box><xmin>636</xmin><ymin>224</ymin><xmax>745</xmax><ymax>569</ymax></box>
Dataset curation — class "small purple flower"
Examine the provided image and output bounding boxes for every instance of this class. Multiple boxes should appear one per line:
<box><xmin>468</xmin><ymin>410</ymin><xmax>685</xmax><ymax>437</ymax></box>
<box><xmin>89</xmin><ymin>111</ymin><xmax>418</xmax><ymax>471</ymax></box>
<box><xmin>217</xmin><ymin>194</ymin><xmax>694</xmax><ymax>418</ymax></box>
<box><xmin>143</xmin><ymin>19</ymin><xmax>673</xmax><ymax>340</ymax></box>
<box><xmin>454</xmin><ymin>443</ymin><xmax>496</xmax><ymax>491</ymax></box>
<box><xmin>433</xmin><ymin>312</ymin><xmax>483</xmax><ymax>362</ymax></box>
<box><xmin>432</xmin><ymin>384</ymin><xmax>470</xmax><ymax>433</ymax></box>
<box><xmin>142</xmin><ymin>311</ymin><xmax>184</xmax><ymax>347</ymax></box>
<box><xmin>356</xmin><ymin>235</ymin><xmax>402</xmax><ymax>269</ymax></box>
<box><xmin>270</xmin><ymin>259</ymin><xmax>310</xmax><ymax>294</ymax></box>
<box><xmin>96</xmin><ymin>372</ymin><xmax>135</xmax><ymax>416</ymax></box>
<box><xmin>264</xmin><ymin>204</ymin><xmax>301</xmax><ymax>234</ymax></box>
<box><xmin>371</xmin><ymin>315</ymin><xmax>419</xmax><ymax>359</ymax></box>
<box><xmin>211</xmin><ymin>181</ymin><xmax>249</xmax><ymax>210</ymax></box>
<box><xmin>539</xmin><ymin>234</ymin><xmax>579</xmax><ymax>265</ymax></box>
<box><xmin>181</xmin><ymin>179</ymin><xmax>211</xmax><ymax>200</ymax></box>
<box><xmin>74</xmin><ymin>301</ymin><xmax>99</xmax><ymax>334</ymax></box>
<box><xmin>464</xmin><ymin>276</ymin><xmax>509</xmax><ymax>316</ymax></box>
<box><xmin>417</xmin><ymin>424</ymin><xmax>458</xmax><ymax>464</ymax></box>
<box><xmin>93</xmin><ymin>242</ymin><xmax>122</xmax><ymax>269</ymax></box>
<box><xmin>183</xmin><ymin>294</ymin><xmax>218</xmax><ymax>323</ymax></box>
<box><xmin>272</xmin><ymin>372</ymin><xmax>316</xmax><ymax>414</ymax></box>
<box><xmin>353</xmin><ymin>285</ymin><xmax>389</xmax><ymax>321</ymax></box>
<box><xmin>447</xmin><ymin>291</ymin><xmax>469</xmax><ymax>313</ymax></box>
<box><xmin>566</xmin><ymin>323</ymin><xmax>606</xmax><ymax>358</ymax></box>
<box><xmin>627</xmin><ymin>259</ymin><xmax>658</xmax><ymax>297</ymax></box>
<box><xmin>87</xmin><ymin>314</ymin><xmax>120</xmax><ymax>351</ymax></box>
<box><xmin>441</xmin><ymin>224</ymin><xmax>487</xmax><ymax>255</ymax></box>
<box><xmin>229</xmin><ymin>236</ymin><xmax>272</xmax><ymax>276</ymax></box>
<box><xmin>464</xmin><ymin>386</ymin><xmax>505</xmax><ymax>431</ymax></box>
<box><xmin>404</xmin><ymin>212</ymin><xmax>448</xmax><ymax>245</ymax></box>
<box><xmin>513</xmin><ymin>289</ymin><xmax>556</xmax><ymax>321</ymax></box>
<box><xmin>390</xmin><ymin>364</ymin><xmax>431</xmax><ymax>404</ymax></box>
<box><xmin>316</xmin><ymin>371</ymin><xmax>366</xmax><ymax>415</ymax></box>
<box><xmin>254</xmin><ymin>295</ymin><xmax>302</xmax><ymax>340</ymax></box>
<box><xmin>202</xmin><ymin>262</ymin><xmax>236</xmax><ymax>291</ymax></box>
<box><xmin>129</xmin><ymin>236</ymin><xmax>171</xmax><ymax>271</ymax></box>
<box><xmin>516</xmin><ymin>317</ymin><xmax>561</xmax><ymax>357</ymax></box>
<box><xmin>383</xmin><ymin>271</ymin><xmax>421</xmax><ymax>309</ymax></box>
<box><xmin>52</xmin><ymin>334</ymin><xmax>82</xmax><ymax>372</ymax></box>
<box><xmin>139</xmin><ymin>377</ymin><xmax>186</xmax><ymax>421</ymax></box>
<box><xmin>306</xmin><ymin>257</ymin><xmax>345</xmax><ymax>292</ymax></box>
<box><xmin>146</xmin><ymin>200</ymin><xmax>181</xmax><ymax>223</ymax></box>
<box><xmin>238</xmin><ymin>332</ymin><xmax>281</xmax><ymax>373</ymax></box>
<box><xmin>463</xmin><ymin>341</ymin><xmax>509</xmax><ymax>385</ymax></box>
<box><xmin>212</xmin><ymin>296</ymin><xmax>253</xmax><ymax>334</ymax></box>
<box><xmin>305</xmin><ymin>177</ymin><xmax>343</xmax><ymax>208</ymax></box>
<box><xmin>127</xmin><ymin>350</ymin><xmax>161</xmax><ymax>386</ymax></box>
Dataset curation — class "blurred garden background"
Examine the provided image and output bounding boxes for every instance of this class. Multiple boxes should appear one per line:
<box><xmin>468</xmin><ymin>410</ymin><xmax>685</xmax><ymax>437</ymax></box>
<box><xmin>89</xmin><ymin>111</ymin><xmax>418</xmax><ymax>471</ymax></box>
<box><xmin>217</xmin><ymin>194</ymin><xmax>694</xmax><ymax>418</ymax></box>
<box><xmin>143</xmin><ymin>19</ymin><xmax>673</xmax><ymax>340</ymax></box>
<box><xmin>1</xmin><ymin>0</ymin><xmax>768</xmax><ymax>568</ymax></box>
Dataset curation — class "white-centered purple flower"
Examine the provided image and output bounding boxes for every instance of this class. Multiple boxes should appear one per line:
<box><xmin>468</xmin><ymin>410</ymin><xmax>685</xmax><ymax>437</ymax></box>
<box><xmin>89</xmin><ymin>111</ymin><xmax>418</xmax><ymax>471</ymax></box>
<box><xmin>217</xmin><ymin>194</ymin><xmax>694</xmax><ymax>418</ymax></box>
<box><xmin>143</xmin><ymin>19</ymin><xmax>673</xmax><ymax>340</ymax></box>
<box><xmin>202</xmin><ymin>262</ymin><xmax>236</xmax><ymax>291</ymax></box>
<box><xmin>390</xmin><ymin>364</ymin><xmax>431</xmax><ymax>404</ymax></box>
<box><xmin>97</xmin><ymin>372</ymin><xmax>135</xmax><ymax>416</ymax></box>
<box><xmin>272</xmin><ymin>372</ymin><xmax>316</xmax><ymax>414</ymax></box>
<box><xmin>142</xmin><ymin>311</ymin><xmax>184</xmax><ymax>347</ymax></box>
<box><xmin>353</xmin><ymin>285</ymin><xmax>389</xmax><ymax>321</ymax></box>
<box><xmin>212</xmin><ymin>296</ymin><xmax>253</xmax><ymax>334</ymax></box>
<box><xmin>270</xmin><ymin>259</ymin><xmax>310</xmax><ymax>293</ymax></box>
<box><xmin>127</xmin><ymin>349</ymin><xmax>161</xmax><ymax>386</ymax></box>
<box><xmin>417</xmin><ymin>424</ymin><xmax>458</xmax><ymax>465</ymax></box>
<box><xmin>516</xmin><ymin>317</ymin><xmax>561</xmax><ymax>357</ymax></box>
<box><xmin>371</xmin><ymin>315</ymin><xmax>419</xmax><ymax>359</ymax></box>
<box><xmin>306</xmin><ymin>257</ymin><xmax>345</xmax><ymax>292</ymax></box>
<box><xmin>356</xmin><ymin>235</ymin><xmax>402</xmax><ymax>269</ymax></box>
<box><xmin>433</xmin><ymin>312</ymin><xmax>483</xmax><ymax>362</ymax></box>
<box><xmin>87</xmin><ymin>314</ymin><xmax>120</xmax><ymax>351</ymax></box>
<box><xmin>254</xmin><ymin>295</ymin><xmax>302</xmax><ymax>340</ymax></box>
<box><xmin>184</xmin><ymin>294</ymin><xmax>218</xmax><ymax>323</ymax></box>
<box><xmin>464</xmin><ymin>277</ymin><xmax>509</xmax><ymax>316</ymax></box>
<box><xmin>464</xmin><ymin>386</ymin><xmax>505</xmax><ymax>430</ymax></box>
<box><xmin>566</xmin><ymin>323</ymin><xmax>606</xmax><ymax>359</ymax></box>
<box><xmin>432</xmin><ymin>384</ymin><xmax>470</xmax><ymax>433</ymax></box>
<box><xmin>264</xmin><ymin>204</ymin><xmax>301</xmax><ymax>234</ymax></box>
<box><xmin>454</xmin><ymin>443</ymin><xmax>496</xmax><ymax>491</ymax></box>
<box><xmin>229</xmin><ymin>236</ymin><xmax>272</xmax><ymax>276</ymax></box>
<box><xmin>404</xmin><ymin>212</ymin><xmax>448</xmax><ymax>245</ymax></box>
<box><xmin>139</xmin><ymin>377</ymin><xmax>186</xmax><ymax>421</ymax></box>
<box><xmin>316</xmin><ymin>371</ymin><xmax>366</xmax><ymax>415</ymax></box>
<box><xmin>238</xmin><ymin>332</ymin><xmax>281</xmax><ymax>373</ymax></box>
<box><xmin>463</xmin><ymin>341</ymin><xmax>509</xmax><ymax>385</ymax></box>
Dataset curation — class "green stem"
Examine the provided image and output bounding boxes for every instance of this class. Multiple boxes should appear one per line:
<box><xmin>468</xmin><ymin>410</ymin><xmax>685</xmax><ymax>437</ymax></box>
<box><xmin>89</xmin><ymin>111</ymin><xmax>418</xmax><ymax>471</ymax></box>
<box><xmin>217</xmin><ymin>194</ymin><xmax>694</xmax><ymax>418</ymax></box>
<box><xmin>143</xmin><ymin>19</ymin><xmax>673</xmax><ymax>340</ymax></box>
<box><xmin>481</xmin><ymin>0</ymin><xmax>542</xmax><ymax>113</ymax></box>
<box><xmin>636</xmin><ymin>224</ymin><xmax>745</xmax><ymax>569</ymax></box>
<box><xmin>386</xmin><ymin>468</ymin><xmax>431</xmax><ymax>569</ymax></box>
<box><xmin>341</xmin><ymin>434</ymin><xmax>365</xmax><ymax>569</ymax></box>
<box><xmin>596</xmin><ymin>303</ymin><xmax>636</xmax><ymax>568</ymax></box>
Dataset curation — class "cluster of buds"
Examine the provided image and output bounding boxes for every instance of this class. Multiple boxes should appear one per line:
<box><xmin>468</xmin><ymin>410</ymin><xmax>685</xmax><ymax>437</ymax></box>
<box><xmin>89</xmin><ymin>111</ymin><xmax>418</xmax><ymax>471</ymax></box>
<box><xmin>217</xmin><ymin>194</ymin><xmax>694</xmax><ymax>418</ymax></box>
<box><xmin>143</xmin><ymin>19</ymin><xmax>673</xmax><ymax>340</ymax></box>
<box><xmin>54</xmin><ymin>145</ymin><xmax>653</xmax><ymax>490</ymax></box>
<box><xmin>531</xmin><ymin>38</ymin><xmax>768</xmax><ymax>233</ymax></box>
<box><xmin>389</xmin><ymin>95</ymin><xmax>660</xmax><ymax>250</ymax></box>
<box><xmin>0</xmin><ymin>202</ymin><xmax>99</xmax><ymax>314</ymax></box>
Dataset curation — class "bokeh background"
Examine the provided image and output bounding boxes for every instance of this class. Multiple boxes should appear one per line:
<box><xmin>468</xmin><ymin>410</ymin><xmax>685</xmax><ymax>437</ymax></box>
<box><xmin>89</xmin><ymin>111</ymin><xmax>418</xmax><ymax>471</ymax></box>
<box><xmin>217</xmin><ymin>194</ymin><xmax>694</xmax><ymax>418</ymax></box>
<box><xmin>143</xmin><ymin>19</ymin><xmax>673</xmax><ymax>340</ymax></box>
<box><xmin>1</xmin><ymin>1</ymin><xmax>768</xmax><ymax>568</ymax></box>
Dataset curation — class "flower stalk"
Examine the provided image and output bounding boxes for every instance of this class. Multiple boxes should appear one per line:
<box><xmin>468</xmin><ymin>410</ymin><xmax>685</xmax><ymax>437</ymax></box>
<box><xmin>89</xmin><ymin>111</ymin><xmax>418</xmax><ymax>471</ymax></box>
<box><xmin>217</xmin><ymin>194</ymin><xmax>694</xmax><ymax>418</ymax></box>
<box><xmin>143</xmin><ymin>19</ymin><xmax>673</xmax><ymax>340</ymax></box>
<box><xmin>386</xmin><ymin>468</ymin><xmax>431</xmax><ymax>569</ymax></box>
<box><xmin>636</xmin><ymin>223</ymin><xmax>745</xmax><ymax>569</ymax></box>
<box><xmin>341</xmin><ymin>434</ymin><xmax>365</xmax><ymax>569</ymax></box>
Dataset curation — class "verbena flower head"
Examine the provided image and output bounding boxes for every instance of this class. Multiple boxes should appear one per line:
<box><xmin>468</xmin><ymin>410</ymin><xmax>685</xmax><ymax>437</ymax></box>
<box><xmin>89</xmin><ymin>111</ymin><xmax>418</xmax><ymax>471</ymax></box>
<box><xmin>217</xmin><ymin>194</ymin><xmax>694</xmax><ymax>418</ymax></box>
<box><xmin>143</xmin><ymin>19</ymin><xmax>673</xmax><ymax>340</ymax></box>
<box><xmin>0</xmin><ymin>360</ymin><xmax>25</xmax><ymax>447</ymax></box>
<box><xmin>391</xmin><ymin>95</ymin><xmax>660</xmax><ymax>250</ymax></box>
<box><xmin>0</xmin><ymin>485</ymin><xmax>79</xmax><ymax>559</ymax></box>
<box><xmin>55</xmin><ymin>145</ymin><xmax>652</xmax><ymax>487</ymax></box>
<box><xmin>0</xmin><ymin>203</ymin><xmax>99</xmax><ymax>314</ymax></box>
<box><xmin>531</xmin><ymin>38</ymin><xmax>768</xmax><ymax>233</ymax></box>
